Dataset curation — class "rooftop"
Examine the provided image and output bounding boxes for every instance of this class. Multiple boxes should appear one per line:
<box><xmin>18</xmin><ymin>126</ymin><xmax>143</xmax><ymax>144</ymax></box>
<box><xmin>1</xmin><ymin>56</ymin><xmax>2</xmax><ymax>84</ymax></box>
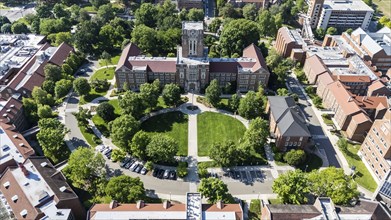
<box><xmin>352</xmin><ymin>27</ymin><xmax>391</xmax><ymax>56</ymax></box>
<box><xmin>0</xmin><ymin>34</ymin><xmax>45</xmax><ymax>79</ymax></box>
<box><xmin>323</xmin><ymin>0</ymin><xmax>374</xmax><ymax>11</ymax></box>
<box><xmin>306</xmin><ymin>46</ymin><xmax>349</xmax><ymax>67</ymax></box>
<box><xmin>183</xmin><ymin>21</ymin><xmax>204</xmax><ymax>30</ymax></box>
<box><xmin>187</xmin><ymin>193</ymin><xmax>202</xmax><ymax>220</ymax></box>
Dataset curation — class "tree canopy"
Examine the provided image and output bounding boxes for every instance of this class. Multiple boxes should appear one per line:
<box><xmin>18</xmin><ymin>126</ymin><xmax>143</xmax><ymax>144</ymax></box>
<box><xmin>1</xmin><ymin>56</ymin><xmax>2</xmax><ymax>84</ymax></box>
<box><xmin>105</xmin><ymin>175</ymin><xmax>145</xmax><ymax>203</ymax></box>
<box><xmin>238</xmin><ymin>91</ymin><xmax>263</xmax><ymax>119</ymax></box>
<box><xmin>109</xmin><ymin>114</ymin><xmax>140</xmax><ymax>152</ymax></box>
<box><xmin>37</xmin><ymin>118</ymin><xmax>68</xmax><ymax>163</ymax></box>
<box><xmin>96</xmin><ymin>102</ymin><xmax>115</xmax><ymax>122</ymax></box>
<box><xmin>198</xmin><ymin>177</ymin><xmax>233</xmax><ymax>203</ymax></box>
<box><xmin>146</xmin><ymin>134</ymin><xmax>178</xmax><ymax>164</ymax></box>
<box><xmin>205</xmin><ymin>79</ymin><xmax>221</xmax><ymax>107</ymax></box>
<box><xmin>209</xmin><ymin>141</ymin><xmax>241</xmax><ymax>167</ymax></box>
<box><xmin>119</xmin><ymin>91</ymin><xmax>146</xmax><ymax>119</ymax></box>
<box><xmin>162</xmin><ymin>83</ymin><xmax>181</xmax><ymax>107</ymax></box>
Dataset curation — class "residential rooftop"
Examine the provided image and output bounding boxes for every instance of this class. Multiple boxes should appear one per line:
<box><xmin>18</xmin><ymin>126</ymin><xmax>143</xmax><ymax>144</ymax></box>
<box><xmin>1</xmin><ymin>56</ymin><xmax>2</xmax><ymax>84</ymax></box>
<box><xmin>323</xmin><ymin>0</ymin><xmax>374</xmax><ymax>11</ymax></box>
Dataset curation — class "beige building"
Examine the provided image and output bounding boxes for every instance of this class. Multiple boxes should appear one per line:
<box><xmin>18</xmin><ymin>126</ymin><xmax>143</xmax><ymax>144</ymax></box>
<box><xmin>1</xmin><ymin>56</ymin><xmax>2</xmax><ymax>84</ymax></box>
<box><xmin>360</xmin><ymin>109</ymin><xmax>391</xmax><ymax>182</ymax></box>
<box><xmin>115</xmin><ymin>22</ymin><xmax>270</xmax><ymax>93</ymax></box>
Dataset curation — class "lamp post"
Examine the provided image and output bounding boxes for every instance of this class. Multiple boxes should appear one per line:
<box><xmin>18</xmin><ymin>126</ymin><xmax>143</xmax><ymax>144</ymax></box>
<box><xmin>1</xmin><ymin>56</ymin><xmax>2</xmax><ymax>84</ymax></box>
<box><xmin>305</xmin><ymin>164</ymin><xmax>309</xmax><ymax>172</ymax></box>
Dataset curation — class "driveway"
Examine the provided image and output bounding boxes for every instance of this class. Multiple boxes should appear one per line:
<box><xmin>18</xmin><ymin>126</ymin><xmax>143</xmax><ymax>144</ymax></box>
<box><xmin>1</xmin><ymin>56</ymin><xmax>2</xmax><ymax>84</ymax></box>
<box><xmin>286</xmin><ymin>75</ymin><xmax>342</xmax><ymax>168</ymax></box>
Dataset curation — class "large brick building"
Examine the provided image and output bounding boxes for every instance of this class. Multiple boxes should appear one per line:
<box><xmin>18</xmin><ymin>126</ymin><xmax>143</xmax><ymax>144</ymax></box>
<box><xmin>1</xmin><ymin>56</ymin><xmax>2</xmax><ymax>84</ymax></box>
<box><xmin>359</xmin><ymin>109</ymin><xmax>391</xmax><ymax>182</ymax></box>
<box><xmin>275</xmin><ymin>27</ymin><xmax>307</xmax><ymax>64</ymax></box>
<box><xmin>115</xmin><ymin>22</ymin><xmax>270</xmax><ymax>93</ymax></box>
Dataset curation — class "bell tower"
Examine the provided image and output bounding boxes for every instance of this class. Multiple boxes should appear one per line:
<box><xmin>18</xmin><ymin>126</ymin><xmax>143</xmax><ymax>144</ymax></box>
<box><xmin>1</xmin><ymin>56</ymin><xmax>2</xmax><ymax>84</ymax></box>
<box><xmin>181</xmin><ymin>22</ymin><xmax>204</xmax><ymax>58</ymax></box>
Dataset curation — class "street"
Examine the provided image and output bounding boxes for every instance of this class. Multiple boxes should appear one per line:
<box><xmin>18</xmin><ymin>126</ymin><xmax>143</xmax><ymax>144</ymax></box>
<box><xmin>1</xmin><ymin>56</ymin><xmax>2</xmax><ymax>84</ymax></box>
<box><xmin>286</xmin><ymin>75</ymin><xmax>342</xmax><ymax>168</ymax></box>
<box><xmin>0</xmin><ymin>3</ymin><xmax>36</xmax><ymax>22</ymax></box>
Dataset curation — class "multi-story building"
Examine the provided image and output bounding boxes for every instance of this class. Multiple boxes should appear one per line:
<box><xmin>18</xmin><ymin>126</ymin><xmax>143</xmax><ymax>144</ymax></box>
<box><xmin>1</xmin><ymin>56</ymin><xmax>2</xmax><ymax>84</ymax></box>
<box><xmin>359</xmin><ymin>109</ymin><xmax>391</xmax><ymax>182</ymax></box>
<box><xmin>262</xmin><ymin>197</ymin><xmax>390</xmax><ymax>220</ymax></box>
<box><xmin>0</xmin><ymin>156</ymin><xmax>86</xmax><ymax>220</ymax></box>
<box><xmin>266</xmin><ymin>96</ymin><xmax>311</xmax><ymax>151</ymax></box>
<box><xmin>115</xmin><ymin>22</ymin><xmax>270</xmax><ymax>93</ymax></box>
<box><xmin>0</xmin><ymin>121</ymin><xmax>35</xmax><ymax>174</ymax></box>
<box><xmin>307</xmin><ymin>0</ymin><xmax>373</xmax><ymax>31</ymax></box>
<box><xmin>374</xmin><ymin>170</ymin><xmax>391</xmax><ymax>211</ymax></box>
<box><xmin>88</xmin><ymin>193</ymin><xmax>243</xmax><ymax>220</ymax></box>
<box><xmin>275</xmin><ymin>27</ymin><xmax>307</xmax><ymax>64</ymax></box>
<box><xmin>340</xmin><ymin>27</ymin><xmax>391</xmax><ymax>73</ymax></box>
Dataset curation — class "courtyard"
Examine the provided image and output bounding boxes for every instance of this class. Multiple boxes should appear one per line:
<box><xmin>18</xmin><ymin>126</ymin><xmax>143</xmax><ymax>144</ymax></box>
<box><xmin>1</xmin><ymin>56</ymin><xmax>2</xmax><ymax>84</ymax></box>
<box><xmin>197</xmin><ymin>112</ymin><xmax>246</xmax><ymax>156</ymax></box>
<box><xmin>141</xmin><ymin>111</ymin><xmax>189</xmax><ymax>156</ymax></box>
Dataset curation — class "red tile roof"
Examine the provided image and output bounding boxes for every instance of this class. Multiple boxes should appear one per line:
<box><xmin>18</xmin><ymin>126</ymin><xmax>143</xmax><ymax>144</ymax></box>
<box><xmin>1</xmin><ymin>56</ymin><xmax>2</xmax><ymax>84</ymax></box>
<box><xmin>129</xmin><ymin>60</ymin><xmax>177</xmax><ymax>73</ymax></box>
<box><xmin>116</xmin><ymin>43</ymin><xmax>142</xmax><ymax>71</ymax></box>
<box><xmin>242</xmin><ymin>43</ymin><xmax>268</xmax><ymax>72</ymax></box>
<box><xmin>48</xmin><ymin>42</ymin><xmax>73</xmax><ymax>66</ymax></box>
<box><xmin>332</xmin><ymin>75</ymin><xmax>371</xmax><ymax>83</ymax></box>
<box><xmin>354</xmin><ymin>96</ymin><xmax>389</xmax><ymax>110</ymax></box>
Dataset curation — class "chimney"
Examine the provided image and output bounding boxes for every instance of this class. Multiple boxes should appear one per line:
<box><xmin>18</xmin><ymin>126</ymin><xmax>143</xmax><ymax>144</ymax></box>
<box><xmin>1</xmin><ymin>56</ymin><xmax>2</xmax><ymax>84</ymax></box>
<box><xmin>348</xmin><ymin>96</ymin><xmax>353</xmax><ymax>102</ymax></box>
<box><xmin>136</xmin><ymin>200</ymin><xmax>145</xmax><ymax>209</ymax></box>
<box><xmin>216</xmin><ymin>200</ymin><xmax>224</xmax><ymax>209</ymax></box>
<box><xmin>109</xmin><ymin>200</ymin><xmax>118</xmax><ymax>209</ymax></box>
<box><xmin>163</xmin><ymin>200</ymin><xmax>171</xmax><ymax>209</ymax></box>
<box><xmin>18</xmin><ymin>163</ymin><xmax>29</xmax><ymax>177</ymax></box>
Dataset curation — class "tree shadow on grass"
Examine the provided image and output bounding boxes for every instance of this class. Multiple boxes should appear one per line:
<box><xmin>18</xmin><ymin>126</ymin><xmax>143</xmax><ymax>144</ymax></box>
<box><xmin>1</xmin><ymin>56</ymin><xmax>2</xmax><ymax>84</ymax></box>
<box><xmin>141</xmin><ymin>111</ymin><xmax>187</xmax><ymax>133</ymax></box>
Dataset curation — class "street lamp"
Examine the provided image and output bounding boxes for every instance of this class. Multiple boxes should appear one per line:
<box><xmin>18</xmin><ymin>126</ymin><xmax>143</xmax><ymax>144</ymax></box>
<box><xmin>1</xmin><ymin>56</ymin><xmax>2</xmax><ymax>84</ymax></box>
<box><xmin>304</xmin><ymin>164</ymin><xmax>309</xmax><ymax>172</ymax></box>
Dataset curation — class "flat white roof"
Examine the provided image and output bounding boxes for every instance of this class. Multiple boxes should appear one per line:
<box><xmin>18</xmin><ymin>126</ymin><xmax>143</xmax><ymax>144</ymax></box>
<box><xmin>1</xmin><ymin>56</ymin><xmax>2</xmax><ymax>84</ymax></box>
<box><xmin>183</xmin><ymin>22</ymin><xmax>203</xmax><ymax>30</ymax></box>
<box><xmin>323</xmin><ymin>0</ymin><xmax>374</xmax><ymax>11</ymax></box>
<box><xmin>0</xmin><ymin>127</ymin><xmax>24</xmax><ymax>165</ymax></box>
<box><xmin>187</xmin><ymin>193</ymin><xmax>202</xmax><ymax>220</ymax></box>
<box><xmin>11</xmin><ymin>160</ymin><xmax>55</xmax><ymax>207</ymax></box>
<box><xmin>39</xmin><ymin>200</ymin><xmax>72</xmax><ymax>220</ymax></box>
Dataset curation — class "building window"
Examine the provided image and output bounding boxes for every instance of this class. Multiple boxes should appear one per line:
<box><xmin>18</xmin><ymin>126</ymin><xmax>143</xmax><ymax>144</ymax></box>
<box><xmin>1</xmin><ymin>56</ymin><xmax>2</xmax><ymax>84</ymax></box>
<box><xmin>287</xmin><ymin>137</ymin><xmax>290</xmax><ymax>141</ymax></box>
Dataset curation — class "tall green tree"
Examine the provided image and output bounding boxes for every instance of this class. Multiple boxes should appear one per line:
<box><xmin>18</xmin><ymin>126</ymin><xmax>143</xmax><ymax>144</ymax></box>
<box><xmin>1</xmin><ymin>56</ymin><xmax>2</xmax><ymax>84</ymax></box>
<box><xmin>229</xmin><ymin>94</ymin><xmax>240</xmax><ymax>113</ymax></box>
<box><xmin>105</xmin><ymin>176</ymin><xmax>145</xmax><ymax>203</ymax></box>
<box><xmin>146</xmin><ymin>134</ymin><xmax>178</xmax><ymax>163</ymax></box>
<box><xmin>109</xmin><ymin>114</ymin><xmax>140</xmax><ymax>151</ymax></box>
<box><xmin>37</xmin><ymin>118</ymin><xmax>68</xmax><ymax>163</ymax></box>
<box><xmin>219</xmin><ymin>19</ymin><xmax>260</xmax><ymax>57</ymax></box>
<box><xmin>209</xmin><ymin>141</ymin><xmax>241</xmax><ymax>167</ymax></box>
<box><xmin>32</xmin><ymin>87</ymin><xmax>54</xmax><ymax>106</ymax></box>
<box><xmin>96</xmin><ymin>102</ymin><xmax>115</xmax><ymax>122</ymax></box>
<box><xmin>187</xmin><ymin>8</ymin><xmax>204</xmax><ymax>21</ymax></box>
<box><xmin>37</xmin><ymin>105</ymin><xmax>53</xmax><ymax>118</ymax></box>
<box><xmin>284</xmin><ymin>149</ymin><xmax>306</xmax><ymax>166</ymax></box>
<box><xmin>135</xmin><ymin>3</ymin><xmax>158</xmax><ymax>28</ymax></box>
<box><xmin>140</xmin><ymin>80</ymin><xmax>160</xmax><ymax>110</ymax></box>
<box><xmin>101</xmin><ymin>51</ymin><xmax>112</xmax><ymax>67</ymax></box>
<box><xmin>63</xmin><ymin>147</ymin><xmax>106</xmax><ymax>191</ymax></box>
<box><xmin>55</xmin><ymin>79</ymin><xmax>72</xmax><ymax>99</ymax></box>
<box><xmin>258</xmin><ymin>10</ymin><xmax>276</xmax><ymax>37</ymax></box>
<box><xmin>243</xmin><ymin>3</ymin><xmax>257</xmax><ymax>21</ymax></box>
<box><xmin>308</xmin><ymin>167</ymin><xmax>359</xmax><ymax>205</ymax></box>
<box><xmin>198</xmin><ymin>177</ymin><xmax>233</xmax><ymax>203</ymax></box>
<box><xmin>90</xmin><ymin>0</ymin><xmax>110</xmax><ymax>9</ymax></box>
<box><xmin>131</xmin><ymin>25</ymin><xmax>158</xmax><ymax>55</ymax></box>
<box><xmin>131</xmin><ymin>131</ymin><xmax>151</xmax><ymax>160</ymax></box>
<box><xmin>238</xmin><ymin>91</ymin><xmax>263</xmax><ymax>119</ymax></box>
<box><xmin>272</xmin><ymin>170</ymin><xmax>310</xmax><ymax>204</ymax></box>
<box><xmin>119</xmin><ymin>91</ymin><xmax>146</xmax><ymax>119</ymax></box>
<box><xmin>72</xmin><ymin>107</ymin><xmax>92</xmax><ymax>127</ymax></box>
<box><xmin>44</xmin><ymin>64</ymin><xmax>62</xmax><ymax>82</ymax></box>
<box><xmin>205</xmin><ymin>79</ymin><xmax>221</xmax><ymax>107</ymax></box>
<box><xmin>73</xmin><ymin>78</ymin><xmax>91</xmax><ymax>96</ymax></box>
<box><xmin>162</xmin><ymin>83</ymin><xmax>181</xmax><ymax>107</ymax></box>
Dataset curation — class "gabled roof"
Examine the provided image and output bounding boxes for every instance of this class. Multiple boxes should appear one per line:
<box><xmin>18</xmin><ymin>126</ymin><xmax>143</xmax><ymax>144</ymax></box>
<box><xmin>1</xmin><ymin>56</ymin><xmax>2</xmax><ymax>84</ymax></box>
<box><xmin>115</xmin><ymin>43</ymin><xmax>141</xmax><ymax>72</ymax></box>
<box><xmin>242</xmin><ymin>43</ymin><xmax>268</xmax><ymax>72</ymax></box>
<box><xmin>48</xmin><ymin>42</ymin><xmax>73</xmax><ymax>66</ymax></box>
<box><xmin>268</xmin><ymin>96</ymin><xmax>311</xmax><ymax>137</ymax></box>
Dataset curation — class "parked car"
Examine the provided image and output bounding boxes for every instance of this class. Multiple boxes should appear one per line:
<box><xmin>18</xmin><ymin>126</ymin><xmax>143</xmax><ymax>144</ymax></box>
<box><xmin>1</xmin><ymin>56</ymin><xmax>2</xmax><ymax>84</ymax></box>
<box><xmin>163</xmin><ymin>170</ymin><xmax>170</xmax><ymax>179</ymax></box>
<box><xmin>135</xmin><ymin>165</ymin><xmax>143</xmax><ymax>173</ymax></box>
<box><xmin>152</xmin><ymin>169</ymin><xmax>159</xmax><ymax>177</ymax></box>
<box><xmin>158</xmin><ymin>169</ymin><xmax>165</xmax><ymax>179</ymax></box>
<box><xmin>129</xmin><ymin>163</ymin><xmax>138</xmax><ymax>171</ymax></box>
<box><xmin>104</xmin><ymin>149</ymin><xmax>112</xmax><ymax>157</ymax></box>
<box><xmin>140</xmin><ymin>167</ymin><xmax>148</xmax><ymax>175</ymax></box>
<box><xmin>95</xmin><ymin>145</ymin><xmax>105</xmax><ymax>152</ymax></box>
<box><xmin>169</xmin><ymin>171</ymin><xmax>176</xmax><ymax>180</ymax></box>
<box><xmin>125</xmin><ymin>160</ymin><xmax>134</xmax><ymax>169</ymax></box>
<box><xmin>102</xmin><ymin>147</ymin><xmax>111</xmax><ymax>155</ymax></box>
<box><xmin>120</xmin><ymin>157</ymin><xmax>131</xmax><ymax>167</ymax></box>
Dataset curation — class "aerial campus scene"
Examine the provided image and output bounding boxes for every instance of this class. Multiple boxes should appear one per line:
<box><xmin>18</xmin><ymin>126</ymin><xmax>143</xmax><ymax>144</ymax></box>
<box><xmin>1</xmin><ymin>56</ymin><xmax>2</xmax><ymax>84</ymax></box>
<box><xmin>0</xmin><ymin>0</ymin><xmax>389</xmax><ymax>219</ymax></box>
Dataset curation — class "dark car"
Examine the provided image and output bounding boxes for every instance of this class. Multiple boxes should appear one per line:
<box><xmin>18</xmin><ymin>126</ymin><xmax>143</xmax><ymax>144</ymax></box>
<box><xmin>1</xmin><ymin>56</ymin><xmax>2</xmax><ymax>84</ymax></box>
<box><xmin>120</xmin><ymin>157</ymin><xmax>131</xmax><ymax>167</ymax></box>
<box><xmin>124</xmin><ymin>160</ymin><xmax>134</xmax><ymax>169</ymax></box>
<box><xmin>169</xmin><ymin>171</ymin><xmax>176</xmax><ymax>180</ymax></box>
<box><xmin>152</xmin><ymin>169</ymin><xmax>159</xmax><ymax>177</ymax></box>
<box><xmin>158</xmin><ymin>169</ymin><xmax>165</xmax><ymax>179</ymax></box>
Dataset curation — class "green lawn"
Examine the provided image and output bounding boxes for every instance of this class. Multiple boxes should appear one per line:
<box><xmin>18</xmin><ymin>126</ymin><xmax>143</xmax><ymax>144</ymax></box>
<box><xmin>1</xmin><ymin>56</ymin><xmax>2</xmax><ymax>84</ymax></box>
<box><xmin>298</xmin><ymin>153</ymin><xmax>323</xmax><ymax>172</ymax></box>
<box><xmin>91</xmin><ymin>67</ymin><xmax>115</xmax><ymax>81</ymax></box>
<box><xmin>248</xmin><ymin>199</ymin><xmax>261</xmax><ymax>220</ymax></box>
<box><xmin>141</xmin><ymin>111</ymin><xmax>188</xmax><ymax>156</ymax></box>
<box><xmin>197</xmin><ymin>112</ymin><xmax>246</xmax><ymax>156</ymax></box>
<box><xmin>79</xmin><ymin>89</ymin><xmax>107</xmax><ymax>105</ymax></box>
<box><xmin>321</xmin><ymin>114</ymin><xmax>334</xmax><ymax>126</ymax></box>
<box><xmin>342</xmin><ymin>144</ymin><xmax>377</xmax><ymax>192</ymax></box>
<box><xmin>92</xmin><ymin>114</ymin><xmax>110</xmax><ymax>137</ymax></box>
<box><xmin>373</xmin><ymin>0</ymin><xmax>391</xmax><ymax>17</ymax></box>
<box><xmin>269</xmin><ymin>198</ymin><xmax>283</xmax><ymax>204</ymax></box>
<box><xmin>79</xmin><ymin>125</ymin><xmax>99</xmax><ymax>147</ymax></box>
<box><xmin>98</xmin><ymin>55</ymin><xmax>121</xmax><ymax>67</ymax></box>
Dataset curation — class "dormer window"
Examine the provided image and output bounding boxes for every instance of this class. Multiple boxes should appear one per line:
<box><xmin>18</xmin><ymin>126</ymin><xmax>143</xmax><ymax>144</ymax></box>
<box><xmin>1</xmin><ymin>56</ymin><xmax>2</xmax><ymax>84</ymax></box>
<box><xmin>11</xmin><ymin>195</ymin><xmax>18</xmax><ymax>202</ymax></box>
<box><xmin>13</xmin><ymin>134</ymin><xmax>17</xmax><ymax>139</ymax></box>
<box><xmin>3</xmin><ymin>181</ymin><xmax>10</xmax><ymax>188</ymax></box>
<box><xmin>20</xmin><ymin>209</ymin><xmax>27</xmax><ymax>217</ymax></box>
<box><xmin>40</xmin><ymin>162</ymin><xmax>48</xmax><ymax>167</ymax></box>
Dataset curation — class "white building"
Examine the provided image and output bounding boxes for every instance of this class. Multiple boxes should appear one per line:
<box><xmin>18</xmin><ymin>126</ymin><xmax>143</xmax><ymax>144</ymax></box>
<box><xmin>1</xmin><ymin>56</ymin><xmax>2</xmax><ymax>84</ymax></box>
<box><xmin>307</xmin><ymin>0</ymin><xmax>374</xmax><ymax>31</ymax></box>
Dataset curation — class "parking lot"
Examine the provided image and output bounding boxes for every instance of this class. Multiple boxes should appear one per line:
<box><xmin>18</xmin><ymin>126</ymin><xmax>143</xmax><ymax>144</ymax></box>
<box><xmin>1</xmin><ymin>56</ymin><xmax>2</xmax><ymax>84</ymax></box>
<box><xmin>208</xmin><ymin>167</ymin><xmax>273</xmax><ymax>185</ymax></box>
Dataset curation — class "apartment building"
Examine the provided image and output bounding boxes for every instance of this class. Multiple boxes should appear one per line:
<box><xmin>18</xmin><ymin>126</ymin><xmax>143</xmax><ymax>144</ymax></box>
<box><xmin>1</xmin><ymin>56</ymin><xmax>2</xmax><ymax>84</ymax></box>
<box><xmin>339</xmin><ymin>27</ymin><xmax>391</xmax><ymax>73</ymax></box>
<box><xmin>262</xmin><ymin>197</ymin><xmax>390</xmax><ymax>220</ymax></box>
<box><xmin>374</xmin><ymin>171</ymin><xmax>391</xmax><ymax>211</ymax></box>
<box><xmin>116</xmin><ymin>22</ymin><xmax>270</xmax><ymax>93</ymax></box>
<box><xmin>307</xmin><ymin>0</ymin><xmax>373</xmax><ymax>31</ymax></box>
<box><xmin>0</xmin><ymin>121</ymin><xmax>34</xmax><ymax>174</ymax></box>
<box><xmin>367</xmin><ymin>80</ymin><xmax>391</xmax><ymax>97</ymax></box>
<box><xmin>359</xmin><ymin>109</ymin><xmax>391</xmax><ymax>182</ymax></box>
<box><xmin>0</xmin><ymin>157</ymin><xmax>86</xmax><ymax>220</ymax></box>
<box><xmin>88</xmin><ymin>193</ymin><xmax>243</xmax><ymax>220</ymax></box>
<box><xmin>275</xmin><ymin>27</ymin><xmax>307</xmax><ymax>64</ymax></box>
<box><xmin>266</xmin><ymin>96</ymin><xmax>311</xmax><ymax>151</ymax></box>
